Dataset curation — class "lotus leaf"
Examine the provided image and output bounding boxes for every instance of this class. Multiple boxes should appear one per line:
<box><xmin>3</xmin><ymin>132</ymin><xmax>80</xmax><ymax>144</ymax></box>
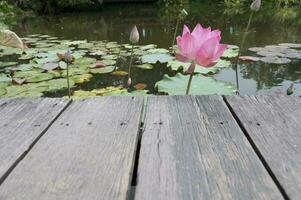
<box><xmin>155</xmin><ymin>73</ymin><xmax>236</xmax><ymax>95</ymax></box>
<box><xmin>141</xmin><ymin>53</ymin><xmax>174</xmax><ymax>64</ymax></box>
<box><xmin>90</xmin><ymin>66</ymin><xmax>115</xmax><ymax>74</ymax></box>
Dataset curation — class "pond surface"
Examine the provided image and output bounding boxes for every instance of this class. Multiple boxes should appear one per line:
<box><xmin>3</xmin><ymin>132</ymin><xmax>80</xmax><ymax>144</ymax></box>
<box><xmin>5</xmin><ymin>1</ymin><xmax>301</xmax><ymax>96</ymax></box>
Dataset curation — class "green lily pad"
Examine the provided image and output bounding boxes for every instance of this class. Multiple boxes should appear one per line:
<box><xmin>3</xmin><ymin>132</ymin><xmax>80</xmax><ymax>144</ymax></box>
<box><xmin>92</xmin><ymin>86</ymin><xmax>128</xmax><ymax>96</ymax></box>
<box><xmin>90</xmin><ymin>66</ymin><xmax>115</xmax><ymax>74</ymax></box>
<box><xmin>102</xmin><ymin>55</ymin><xmax>117</xmax><ymax>60</ymax></box>
<box><xmin>4</xmin><ymin>85</ymin><xmax>28</xmax><ymax>97</ymax></box>
<box><xmin>77</xmin><ymin>42</ymin><xmax>94</xmax><ymax>49</ymax></box>
<box><xmin>72</xmin><ymin>90</ymin><xmax>96</xmax><ymax>99</ymax></box>
<box><xmin>0</xmin><ymin>88</ymin><xmax>6</xmax><ymax>96</ymax></box>
<box><xmin>134</xmin><ymin>64</ymin><xmax>154</xmax><ymax>70</ymax></box>
<box><xmin>155</xmin><ymin>73</ymin><xmax>236</xmax><ymax>95</ymax></box>
<box><xmin>111</xmin><ymin>70</ymin><xmax>128</xmax><ymax>76</ymax></box>
<box><xmin>167</xmin><ymin>59</ymin><xmax>231</xmax><ymax>75</ymax></box>
<box><xmin>101</xmin><ymin>59</ymin><xmax>116</xmax><ymax>66</ymax></box>
<box><xmin>0</xmin><ymin>61</ymin><xmax>18</xmax><ymax>69</ymax></box>
<box><xmin>222</xmin><ymin>48</ymin><xmax>239</xmax><ymax>58</ymax></box>
<box><xmin>141</xmin><ymin>44</ymin><xmax>157</xmax><ymax>51</ymax></box>
<box><xmin>141</xmin><ymin>53</ymin><xmax>174</xmax><ymax>64</ymax></box>
<box><xmin>26</xmin><ymin>73</ymin><xmax>54</xmax><ymax>83</ymax></box>
<box><xmin>45</xmin><ymin>78</ymin><xmax>75</xmax><ymax>91</ymax></box>
<box><xmin>74</xmin><ymin>57</ymin><xmax>97</xmax><ymax>65</ymax></box>
<box><xmin>147</xmin><ymin>48</ymin><xmax>169</xmax><ymax>54</ymax></box>
<box><xmin>72</xmin><ymin>73</ymin><xmax>93</xmax><ymax>84</ymax></box>
<box><xmin>0</xmin><ymin>74</ymin><xmax>12</xmax><ymax>83</ymax></box>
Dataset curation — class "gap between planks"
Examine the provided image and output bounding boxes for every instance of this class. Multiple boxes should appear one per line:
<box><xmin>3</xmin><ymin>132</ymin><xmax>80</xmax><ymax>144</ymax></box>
<box><xmin>222</xmin><ymin>95</ymin><xmax>289</xmax><ymax>200</ymax></box>
<box><xmin>0</xmin><ymin>99</ymin><xmax>72</xmax><ymax>186</ymax></box>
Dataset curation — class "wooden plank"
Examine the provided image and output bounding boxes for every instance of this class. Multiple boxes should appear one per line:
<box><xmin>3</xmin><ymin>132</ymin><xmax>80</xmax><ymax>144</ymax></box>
<box><xmin>0</xmin><ymin>97</ymin><xmax>70</xmax><ymax>183</ymax></box>
<box><xmin>0</xmin><ymin>96</ymin><xmax>143</xmax><ymax>200</ymax></box>
<box><xmin>135</xmin><ymin>96</ymin><xmax>283</xmax><ymax>200</ymax></box>
<box><xmin>225</xmin><ymin>95</ymin><xmax>301</xmax><ymax>199</ymax></box>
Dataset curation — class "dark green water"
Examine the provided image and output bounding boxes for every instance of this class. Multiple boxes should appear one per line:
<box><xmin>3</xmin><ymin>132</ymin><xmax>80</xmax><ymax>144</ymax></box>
<box><xmin>11</xmin><ymin>1</ymin><xmax>301</xmax><ymax>95</ymax></box>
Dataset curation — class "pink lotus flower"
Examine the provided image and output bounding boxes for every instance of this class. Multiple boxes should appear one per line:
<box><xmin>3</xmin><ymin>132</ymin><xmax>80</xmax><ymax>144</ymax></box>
<box><xmin>176</xmin><ymin>24</ymin><xmax>227</xmax><ymax>67</ymax></box>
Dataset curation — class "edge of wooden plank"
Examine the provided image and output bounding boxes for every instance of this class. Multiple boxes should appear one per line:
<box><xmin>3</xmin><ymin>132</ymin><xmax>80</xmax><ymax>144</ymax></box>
<box><xmin>135</xmin><ymin>95</ymin><xmax>283</xmax><ymax>200</ymax></box>
<box><xmin>0</xmin><ymin>96</ymin><xmax>144</xmax><ymax>200</ymax></box>
<box><xmin>223</xmin><ymin>95</ymin><xmax>290</xmax><ymax>199</ymax></box>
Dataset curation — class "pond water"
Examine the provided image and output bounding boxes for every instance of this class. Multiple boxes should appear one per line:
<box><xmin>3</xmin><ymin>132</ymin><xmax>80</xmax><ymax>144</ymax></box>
<box><xmin>3</xmin><ymin>1</ymin><xmax>301</xmax><ymax>97</ymax></box>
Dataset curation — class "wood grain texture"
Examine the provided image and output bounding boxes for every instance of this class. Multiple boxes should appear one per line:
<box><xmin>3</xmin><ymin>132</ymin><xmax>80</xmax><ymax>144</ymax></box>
<box><xmin>0</xmin><ymin>96</ymin><xmax>143</xmax><ymax>200</ymax></box>
<box><xmin>0</xmin><ymin>97</ymin><xmax>69</xmax><ymax>183</ymax></box>
<box><xmin>135</xmin><ymin>96</ymin><xmax>283</xmax><ymax>200</ymax></box>
<box><xmin>226</xmin><ymin>95</ymin><xmax>301</xmax><ymax>200</ymax></box>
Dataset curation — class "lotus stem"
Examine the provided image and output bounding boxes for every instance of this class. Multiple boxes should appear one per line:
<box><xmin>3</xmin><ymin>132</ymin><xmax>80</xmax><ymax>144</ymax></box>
<box><xmin>172</xmin><ymin>18</ymin><xmax>180</xmax><ymax>49</ymax></box>
<box><xmin>234</xmin><ymin>11</ymin><xmax>254</xmax><ymax>95</ymax></box>
<box><xmin>128</xmin><ymin>44</ymin><xmax>134</xmax><ymax>81</ymax></box>
<box><xmin>66</xmin><ymin>62</ymin><xmax>71</xmax><ymax>98</ymax></box>
<box><xmin>186</xmin><ymin>72</ymin><xmax>194</xmax><ymax>95</ymax></box>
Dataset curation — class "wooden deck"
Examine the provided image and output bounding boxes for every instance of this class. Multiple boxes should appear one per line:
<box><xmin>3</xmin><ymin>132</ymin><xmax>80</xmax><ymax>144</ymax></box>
<box><xmin>0</xmin><ymin>95</ymin><xmax>300</xmax><ymax>200</ymax></box>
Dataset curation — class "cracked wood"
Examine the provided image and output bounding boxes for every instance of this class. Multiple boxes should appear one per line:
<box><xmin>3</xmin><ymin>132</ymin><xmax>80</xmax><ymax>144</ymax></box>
<box><xmin>135</xmin><ymin>96</ymin><xmax>283</xmax><ymax>200</ymax></box>
<box><xmin>0</xmin><ymin>97</ymin><xmax>69</xmax><ymax>183</ymax></box>
<box><xmin>226</xmin><ymin>95</ymin><xmax>301</xmax><ymax>200</ymax></box>
<box><xmin>0</xmin><ymin>96</ymin><xmax>143</xmax><ymax>200</ymax></box>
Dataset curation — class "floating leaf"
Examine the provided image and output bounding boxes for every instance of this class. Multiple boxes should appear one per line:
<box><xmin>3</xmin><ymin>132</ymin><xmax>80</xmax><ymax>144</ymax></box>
<box><xmin>222</xmin><ymin>47</ymin><xmax>239</xmax><ymax>58</ymax></box>
<box><xmin>46</xmin><ymin>78</ymin><xmax>75</xmax><ymax>91</ymax></box>
<box><xmin>90</xmin><ymin>66</ymin><xmax>115</xmax><ymax>74</ymax></box>
<box><xmin>42</xmin><ymin>62</ymin><xmax>59</xmax><ymax>71</ymax></box>
<box><xmin>147</xmin><ymin>48</ymin><xmax>169</xmax><ymax>54</ymax></box>
<box><xmin>167</xmin><ymin>59</ymin><xmax>231</xmax><ymax>74</ymax></box>
<box><xmin>239</xmin><ymin>56</ymin><xmax>261</xmax><ymax>62</ymax></box>
<box><xmin>134</xmin><ymin>83</ymin><xmax>147</xmax><ymax>90</ymax></box>
<box><xmin>0</xmin><ymin>88</ymin><xmax>6</xmax><ymax>96</ymax></box>
<box><xmin>26</xmin><ymin>73</ymin><xmax>54</xmax><ymax>83</ymax></box>
<box><xmin>89</xmin><ymin>61</ymin><xmax>106</xmax><ymax>69</ymax></box>
<box><xmin>101</xmin><ymin>59</ymin><xmax>116</xmax><ymax>66</ymax></box>
<box><xmin>141</xmin><ymin>44</ymin><xmax>157</xmax><ymax>51</ymax></box>
<box><xmin>92</xmin><ymin>86</ymin><xmax>128</xmax><ymax>96</ymax></box>
<box><xmin>257</xmin><ymin>51</ymin><xmax>284</xmax><ymax>57</ymax></box>
<box><xmin>0</xmin><ymin>74</ymin><xmax>12</xmax><ymax>83</ymax></box>
<box><xmin>111</xmin><ymin>70</ymin><xmax>128</xmax><ymax>76</ymax></box>
<box><xmin>279</xmin><ymin>43</ymin><xmax>301</xmax><ymax>48</ymax></box>
<box><xmin>156</xmin><ymin>73</ymin><xmax>236</xmax><ymax>95</ymax></box>
<box><xmin>72</xmin><ymin>74</ymin><xmax>93</xmax><ymax>84</ymax></box>
<box><xmin>141</xmin><ymin>53</ymin><xmax>174</xmax><ymax>64</ymax></box>
<box><xmin>102</xmin><ymin>55</ymin><xmax>118</xmax><ymax>60</ymax></box>
<box><xmin>248</xmin><ymin>47</ymin><xmax>265</xmax><ymax>52</ymax></box>
<box><xmin>134</xmin><ymin>64</ymin><xmax>154</xmax><ymax>70</ymax></box>
<box><xmin>260</xmin><ymin>57</ymin><xmax>291</xmax><ymax>64</ymax></box>
<box><xmin>72</xmin><ymin>90</ymin><xmax>96</xmax><ymax>99</ymax></box>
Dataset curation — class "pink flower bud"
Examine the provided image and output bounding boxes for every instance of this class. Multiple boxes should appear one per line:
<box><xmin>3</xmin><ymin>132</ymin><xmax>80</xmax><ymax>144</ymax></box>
<box><xmin>64</xmin><ymin>50</ymin><xmax>73</xmax><ymax>63</ymax></box>
<box><xmin>127</xmin><ymin>77</ymin><xmax>132</xmax><ymax>86</ymax></box>
<box><xmin>250</xmin><ymin>0</ymin><xmax>261</xmax><ymax>12</ymax></box>
<box><xmin>129</xmin><ymin>25</ymin><xmax>139</xmax><ymax>44</ymax></box>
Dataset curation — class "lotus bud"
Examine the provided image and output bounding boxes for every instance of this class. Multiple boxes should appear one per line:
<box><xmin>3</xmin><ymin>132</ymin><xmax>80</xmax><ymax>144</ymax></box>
<box><xmin>129</xmin><ymin>25</ymin><xmax>139</xmax><ymax>44</ymax></box>
<box><xmin>127</xmin><ymin>77</ymin><xmax>132</xmax><ymax>86</ymax></box>
<box><xmin>64</xmin><ymin>50</ymin><xmax>73</xmax><ymax>64</ymax></box>
<box><xmin>250</xmin><ymin>0</ymin><xmax>261</xmax><ymax>12</ymax></box>
<box><xmin>186</xmin><ymin>62</ymin><xmax>196</xmax><ymax>74</ymax></box>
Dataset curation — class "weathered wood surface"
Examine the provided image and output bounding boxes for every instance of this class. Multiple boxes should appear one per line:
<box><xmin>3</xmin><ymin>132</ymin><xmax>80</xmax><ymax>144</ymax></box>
<box><xmin>135</xmin><ymin>96</ymin><xmax>283</xmax><ymax>200</ymax></box>
<box><xmin>0</xmin><ymin>98</ymin><xmax>69</xmax><ymax>183</ymax></box>
<box><xmin>0</xmin><ymin>97</ymin><xmax>143</xmax><ymax>200</ymax></box>
<box><xmin>226</xmin><ymin>95</ymin><xmax>301</xmax><ymax>200</ymax></box>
